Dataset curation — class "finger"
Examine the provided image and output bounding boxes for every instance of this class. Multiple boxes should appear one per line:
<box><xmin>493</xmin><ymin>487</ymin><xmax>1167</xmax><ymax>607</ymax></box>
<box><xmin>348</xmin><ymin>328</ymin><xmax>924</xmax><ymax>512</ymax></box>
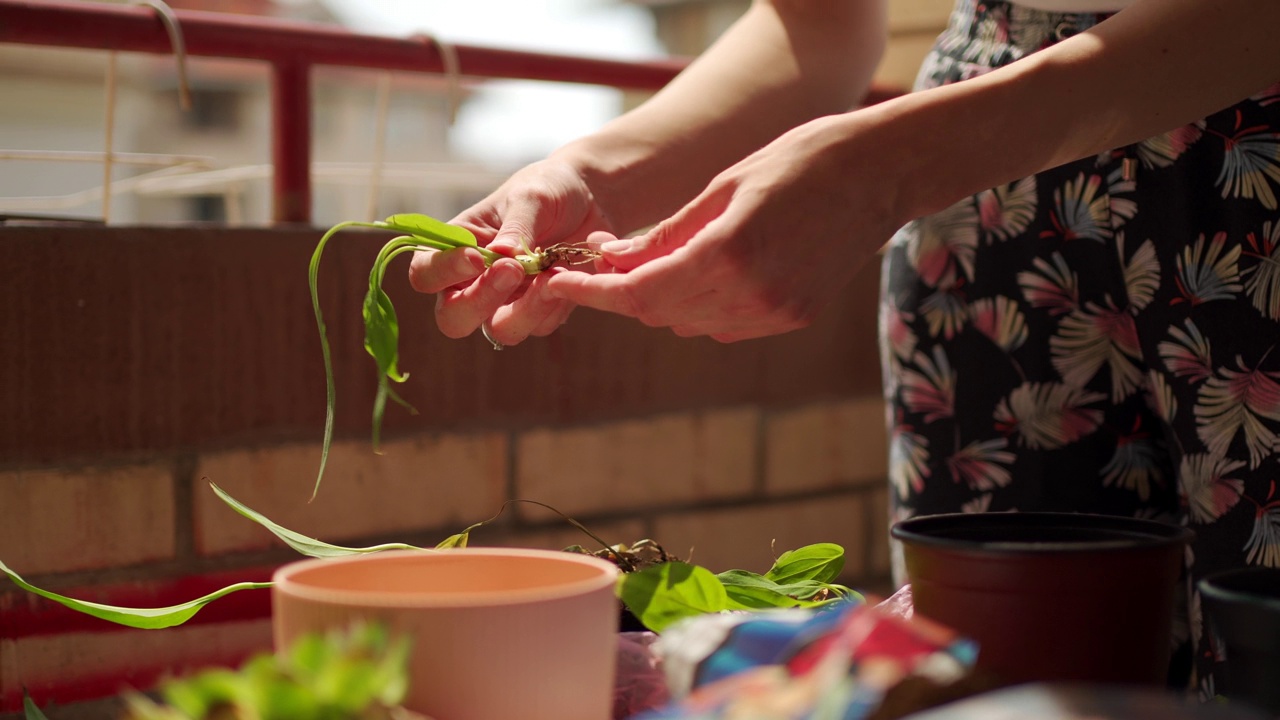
<box><xmin>530</xmin><ymin>302</ymin><xmax>575</xmax><ymax>337</ymax></box>
<box><xmin>529</xmin><ymin>269</ymin><xmax>577</xmax><ymax>336</ymax></box>
<box><xmin>489</xmin><ymin>192</ymin><xmax>549</xmax><ymax>256</ymax></box>
<box><xmin>547</xmin><ymin>244</ymin><xmax>722</xmax><ymax>326</ymax></box>
<box><xmin>407</xmin><ymin>246</ymin><xmax>487</xmax><ymax>294</ymax></box>
<box><xmin>601</xmin><ymin>186</ymin><xmax>731</xmax><ymax>271</ymax></box>
<box><xmin>486</xmin><ymin>272</ymin><xmax>568</xmax><ymax>345</ymax></box>
<box><xmin>434</xmin><ymin>258</ymin><xmax>527</xmax><ymax>338</ymax></box>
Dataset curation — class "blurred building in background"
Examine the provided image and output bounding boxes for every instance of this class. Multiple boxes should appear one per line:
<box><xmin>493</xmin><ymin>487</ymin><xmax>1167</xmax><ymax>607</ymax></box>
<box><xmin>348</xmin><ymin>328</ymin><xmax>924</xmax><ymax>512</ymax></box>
<box><xmin>0</xmin><ymin>0</ymin><xmax>946</xmax><ymax>226</ymax></box>
<box><xmin>0</xmin><ymin>0</ymin><xmax>493</xmax><ymax>226</ymax></box>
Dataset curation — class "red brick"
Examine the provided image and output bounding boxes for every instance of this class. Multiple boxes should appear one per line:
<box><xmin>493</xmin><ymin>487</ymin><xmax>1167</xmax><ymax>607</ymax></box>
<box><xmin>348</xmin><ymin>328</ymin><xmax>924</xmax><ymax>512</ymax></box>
<box><xmin>515</xmin><ymin>408</ymin><xmax>759</xmax><ymax>517</ymax></box>
<box><xmin>764</xmin><ymin>397</ymin><xmax>888</xmax><ymax>494</ymax></box>
<box><xmin>0</xmin><ymin>465</ymin><xmax>175</xmax><ymax>576</ymax></box>
<box><xmin>651</xmin><ymin>495</ymin><xmax>869</xmax><ymax>582</ymax></box>
<box><xmin>194</xmin><ymin>433</ymin><xmax>507</xmax><ymax>556</ymax></box>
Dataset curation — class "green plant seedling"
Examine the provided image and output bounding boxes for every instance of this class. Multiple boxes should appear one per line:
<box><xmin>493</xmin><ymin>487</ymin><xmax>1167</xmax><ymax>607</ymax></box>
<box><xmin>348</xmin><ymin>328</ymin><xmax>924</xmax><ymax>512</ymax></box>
<box><xmin>310</xmin><ymin>213</ymin><xmax>600</xmax><ymax>501</ymax></box>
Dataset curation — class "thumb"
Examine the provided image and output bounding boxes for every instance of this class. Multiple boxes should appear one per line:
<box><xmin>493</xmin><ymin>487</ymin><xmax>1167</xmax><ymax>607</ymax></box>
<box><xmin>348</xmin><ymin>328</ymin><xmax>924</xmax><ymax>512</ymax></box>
<box><xmin>601</xmin><ymin>187</ymin><xmax>729</xmax><ymax>271</ymax></box>
<box><xmin>489</xmin><ymin>196</ymin><xmax>543</xmax><ymax>256</ymax></box>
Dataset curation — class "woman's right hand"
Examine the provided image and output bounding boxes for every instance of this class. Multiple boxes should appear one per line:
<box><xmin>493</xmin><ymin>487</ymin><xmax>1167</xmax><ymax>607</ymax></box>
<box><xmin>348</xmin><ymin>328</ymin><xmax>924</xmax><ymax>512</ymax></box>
<box><xmin>406</xmin><ymin>157</ymin><xmax>613</xmax><ymax>347</ymax></box>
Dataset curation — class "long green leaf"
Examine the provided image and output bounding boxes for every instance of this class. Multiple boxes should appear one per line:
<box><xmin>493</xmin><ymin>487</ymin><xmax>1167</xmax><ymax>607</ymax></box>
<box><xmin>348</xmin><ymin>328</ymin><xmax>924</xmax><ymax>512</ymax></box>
<box><xmin>381</xmin><ymin>213</ymin><xmax>479</xmax><ymax>248</ymax></box>
<box><xmin>210</xmin><ymin>483</ymin><xmax>428</xmax><ymax>558</ymax></box>
<box><xmin>23</xmin><ymin>690</ymin><xmax>50</xmax><ymax>720</ymax></box>
<box><xmin>617</xmin><ymin>561</ymin><xmax>729</xmax><ymax>633</ymax></box>
<box><xmin>309</xmin><ymin>220</ymin><xmax>376</xmax><ymax>502</ymax></box>
<box><xmin>0</xmin><ymin>558</ymin><xmax>269</xmax><ymax>630</ymax></box>
<box><xmin>765</xmin><ymin>543</ymin><xmax>845</xmax><ymax>585</ymax></box>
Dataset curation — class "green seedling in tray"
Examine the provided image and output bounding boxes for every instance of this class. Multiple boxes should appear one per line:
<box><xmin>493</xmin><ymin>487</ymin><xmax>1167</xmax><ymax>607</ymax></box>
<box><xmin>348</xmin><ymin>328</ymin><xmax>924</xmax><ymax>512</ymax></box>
<box><xmin>310</xmin><ymin>213</ymin><xmax>600</xmax><ymax>501</ymax></box>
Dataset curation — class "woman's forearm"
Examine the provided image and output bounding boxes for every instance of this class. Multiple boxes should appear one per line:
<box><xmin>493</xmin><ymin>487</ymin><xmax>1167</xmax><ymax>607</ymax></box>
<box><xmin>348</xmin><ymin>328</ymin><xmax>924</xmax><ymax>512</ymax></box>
<box><xmin>857</xmin><ymin>0</ymin><xmax>1280</xmax><ymax>224</ymax></box>
<box><xmin>553</xmin><ymin>0</ymin><xmax>887</xmax><ymax>235</ymax></box>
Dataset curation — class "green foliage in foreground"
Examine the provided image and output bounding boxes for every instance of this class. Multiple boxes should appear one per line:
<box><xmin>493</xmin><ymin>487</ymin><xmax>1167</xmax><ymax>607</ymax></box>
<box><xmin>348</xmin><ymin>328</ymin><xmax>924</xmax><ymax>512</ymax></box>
<box><xmin>123</xmin><ymin>622</ymin><xmax>415</xmax><ymax>720</ymax></box>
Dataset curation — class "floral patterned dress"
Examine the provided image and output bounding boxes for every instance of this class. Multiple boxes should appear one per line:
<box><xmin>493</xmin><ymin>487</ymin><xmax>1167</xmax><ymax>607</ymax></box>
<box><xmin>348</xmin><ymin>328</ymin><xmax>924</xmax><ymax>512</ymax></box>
<box><xmin>879</xmin><ymin>0</ymin><xmax>1280</xmax><ymax>696</ymax></box>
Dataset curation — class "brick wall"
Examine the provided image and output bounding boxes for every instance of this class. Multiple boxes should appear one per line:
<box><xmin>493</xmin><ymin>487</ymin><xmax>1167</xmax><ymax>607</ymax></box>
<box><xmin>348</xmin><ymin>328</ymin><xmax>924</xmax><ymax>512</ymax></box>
<box><xmin>0</xmin><ymin>225</ymin><xmax>892</xmax><ymax>715</ymax></box>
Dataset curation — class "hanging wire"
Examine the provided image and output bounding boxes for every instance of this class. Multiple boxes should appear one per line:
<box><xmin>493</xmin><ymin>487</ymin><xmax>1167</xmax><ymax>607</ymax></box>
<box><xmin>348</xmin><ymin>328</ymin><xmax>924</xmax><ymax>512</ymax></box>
<box><xmin>134</xmin><ymin>0</ymin><xmax>192</xmax><ymax>111</ymax></box>
<box><xmin>411</xmin><ymin>33</ymin><xmax>463</xmax><ymax>126</ymax></box>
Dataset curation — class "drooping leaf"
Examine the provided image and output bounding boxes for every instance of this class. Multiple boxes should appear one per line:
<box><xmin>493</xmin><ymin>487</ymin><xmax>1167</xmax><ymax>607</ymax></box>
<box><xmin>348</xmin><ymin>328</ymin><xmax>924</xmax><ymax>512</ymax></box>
<box><xmin>23</xmin><ymin>690</ymin><xmax>50</xmax><ymax>720</ymax></box>
<box><xmin>765</xmin><ymin>543</ymin><xmax>846</xmax><ymax>585</ymax></box>
<box><xmin>210</xmin><ymin>482</ymin><xmax>427</xmax><ymax>558</ymax></box>
<box><xmin>381</xmin><ymin>213</ymin><xmax>478</xmax><ymax>248</ymax></box>
<box><xmin>362</xmin><ymin>286</ymin><xmax>406</xmax><ymax>383</ymax></box>
<box><xmin>617</xmin><ymin>561</ymin><xmax>730</xmax><ymax>633</ymax></box>
<box><xmin>0</xmin><ymin>558</ymin><xmax>269</xmax><ymax>630</ymax></box>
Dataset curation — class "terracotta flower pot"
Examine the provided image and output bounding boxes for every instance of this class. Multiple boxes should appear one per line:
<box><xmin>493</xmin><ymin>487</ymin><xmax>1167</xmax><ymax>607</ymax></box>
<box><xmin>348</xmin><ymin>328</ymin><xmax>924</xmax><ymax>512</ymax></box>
<box><xmin>1198</xmin><ymin>567</ymin><xmax>1280</xmax><ymax>715</ymax></box>
<box><xmin>273</xmin><ymin>548</ymin><xmax>621</xmax><ymax>720</ymax></box>
<box><xmin>891</xmin><ymin>512</ymin><xmax>1193</xmax><ymax>687</ymax></box>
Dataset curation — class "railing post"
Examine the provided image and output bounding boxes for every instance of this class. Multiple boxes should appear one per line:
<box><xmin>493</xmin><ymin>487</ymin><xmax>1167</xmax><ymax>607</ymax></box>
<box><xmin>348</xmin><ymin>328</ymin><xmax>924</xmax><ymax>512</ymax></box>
<box><xmin>271</xmin><ymin>59</ymin><xmax>311</xmax><ymax>225</ymax></box>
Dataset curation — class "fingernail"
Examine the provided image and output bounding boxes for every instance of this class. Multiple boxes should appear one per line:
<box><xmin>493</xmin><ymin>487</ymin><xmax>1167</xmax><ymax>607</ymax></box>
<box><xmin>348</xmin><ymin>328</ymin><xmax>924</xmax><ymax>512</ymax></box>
<box><xmin>600</xmin><ymin>239</ymin><xmax>633</xmax><ymax>254</ymax></box>
<box><xmin>493</xmin><ymin>267</ymin><xmax>522</xmax><ymax>293</ymax></box>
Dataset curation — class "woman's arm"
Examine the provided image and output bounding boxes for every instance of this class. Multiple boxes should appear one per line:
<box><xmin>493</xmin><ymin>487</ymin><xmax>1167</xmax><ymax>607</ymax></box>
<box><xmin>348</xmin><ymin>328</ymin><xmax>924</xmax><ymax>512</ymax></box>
<box><xmin>555</xmin><ymin>0</ymin><xmax>888</xmax><ymax>235</ymax></box>
<box><xmin>872</xmin><ymin>0</ymin><xmax>1280</xmax><ymax>223</ymax></box>
<box><xmin>547</xmin><ymin>0</ymin><xmax>1280</xmax><ymax>341</ymax></box>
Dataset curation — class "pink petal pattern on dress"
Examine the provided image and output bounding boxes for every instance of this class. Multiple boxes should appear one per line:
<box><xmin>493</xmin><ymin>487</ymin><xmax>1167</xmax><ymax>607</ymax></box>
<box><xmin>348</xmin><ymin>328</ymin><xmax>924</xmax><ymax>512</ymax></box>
<box><xmin>1194</xmin><ymin>356</ymin><xmax>1280</xmax><ymax>468</ymax></box>
<box><xmin>1242</xmin><ymin>219</ymin><xmax>1280</xmax><ymax>320</ymax></box>
<box><xmin>1179</xmin><ymin>454</ymin><xmax>1245</xmax><ymax>524</ymax></box>
<box><xmin>1158</xmin><ymin>320</ymin><xmax>1214</xmax><ymax>383</ymax></box>
<box><xmin>908</xmin><ymin>200</ymin><xmax>981</xmax><ymax>288</ymax></box>
<box><xmin>1101</xmin><ymin>427</ymin><xmax>1165</xmax><ymax>502</ymax></box>
<box><xmin>921</xmin><ymin>286</ymin><xmax>969</xmax><ymax>340</ymax></box>
<box><xmin>889</xmin><ymin>426</ymin><xmax>931</xmax><ymax>501</ymax></box>
<box><xmin>977</xmin><ymin>176</ymin><xmax>1037</xmax><ymax>242</ymax></box>
<box><xmin>968</xmin><ymin>295</ymin><xmax>1028</xmax><ymax>352</ymax></box>
<box><xmin>1017</xmin><ymin>252</ymin><xmax>1078</xmax><ymax>316</ymax></box>
<box><xmin>1214</xmin><ymin>118</ymin><xmax>1280</xmax><ymax>210</ymax></box>
<box><xmin>1137</xmin><ymin>123</ymin><xmax>1205</xmax><ymax>169</ymax></box>
<box><xmin>1245</xmin><ymin>505</ymin><xmax>1280</xmax><ymax>567</ymax></box>
<box><xmin>901</xmin><ymin>348</ymin><xmax>956</xmax><ymax>423</ymax></box>
<box><xmin>1119</xmin><ymin>234</ymin><xmax>1160</xmax><ymax>313</ymax></box>
<box><xmin>1046</xmin><ymin>172</ymin><xmax>1111</xmax><ymax>242</ymax></box>
<box><xmin>993</xmin><ymin>382</ymin><xmax>1106</xmax><ymax>450</ymax></box>
<box><xmin>1174</xmin><ymin>232</ymin><xmax>1243</xmax><ymax>306</ymax></box>
<box><xmin>1050</xmin><ymin>300</ymin><xmax>1144</xmax><ymax>402</ymax></box>
<box><xmin>948</xmin><ymin>438</ymin><xmax>1015</xmax><ymax>491</ymax></box>
<box><xmin>881</xmin><ymin>303</ymin><xmax>918</xmax><ymax>363</ymax></box>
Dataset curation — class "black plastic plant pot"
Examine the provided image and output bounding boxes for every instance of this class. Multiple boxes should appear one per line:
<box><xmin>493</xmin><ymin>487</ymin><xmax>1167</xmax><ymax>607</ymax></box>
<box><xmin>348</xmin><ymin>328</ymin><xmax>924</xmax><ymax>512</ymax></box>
<box><xmin>1198</xmin><ymin>567</ymin><xmax>1280</xmax><ymax>715</ymax></box>
<box><xmin>892</xmin><ymin>512</ymin><xmax>1194</xmax><ymax>687</ymax></box>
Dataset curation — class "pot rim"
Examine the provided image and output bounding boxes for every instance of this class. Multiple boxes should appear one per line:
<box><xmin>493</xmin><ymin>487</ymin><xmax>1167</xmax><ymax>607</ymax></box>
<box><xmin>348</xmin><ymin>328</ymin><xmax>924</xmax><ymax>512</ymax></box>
<box><xmin>890</xmin><ymin>512</ymin><xmax>1194</xmax><ymax>555</ymax></box>
<box><xmin>272</xmin><ymin>547</ymin><xmax>620</xmax><ymax>609</ymax></box>
<box><xmin>1198</xmin><ymin>567</ymin><xmax>1280</xmax><ymax>613</ymax></box>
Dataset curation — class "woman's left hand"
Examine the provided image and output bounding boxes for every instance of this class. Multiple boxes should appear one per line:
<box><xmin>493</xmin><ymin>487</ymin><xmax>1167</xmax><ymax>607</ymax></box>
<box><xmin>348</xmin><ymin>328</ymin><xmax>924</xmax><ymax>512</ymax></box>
<box><xmin>546</xmin><ymin>114</ymin><xmax>902</xmax><ymax>342</ymax></box>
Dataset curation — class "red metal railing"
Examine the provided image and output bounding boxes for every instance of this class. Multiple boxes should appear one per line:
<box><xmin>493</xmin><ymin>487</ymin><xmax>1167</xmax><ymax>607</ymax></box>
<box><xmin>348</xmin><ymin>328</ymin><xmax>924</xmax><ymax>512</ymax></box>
<box><xmin>0</xmin><ymin>0</ymin><xmax>691</xmax><ymax>224</ymax></box>
<box><xmin>0</xmin><ymin>0</ymin><xmax>901</xmax><ymax>225</ymax></box>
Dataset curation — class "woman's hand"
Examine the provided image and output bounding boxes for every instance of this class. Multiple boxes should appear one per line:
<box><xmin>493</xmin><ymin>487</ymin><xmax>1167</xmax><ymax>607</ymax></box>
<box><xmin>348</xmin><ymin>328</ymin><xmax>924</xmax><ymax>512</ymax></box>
<box><xmin>406</xmin><ymin>157</ymin><xmax>612</xmax><ymax>346</ymax></box>
<box><xmin>546</xmin><ymin>114</ymin><xmax>902</xmax><ymax>342</ymax></box>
